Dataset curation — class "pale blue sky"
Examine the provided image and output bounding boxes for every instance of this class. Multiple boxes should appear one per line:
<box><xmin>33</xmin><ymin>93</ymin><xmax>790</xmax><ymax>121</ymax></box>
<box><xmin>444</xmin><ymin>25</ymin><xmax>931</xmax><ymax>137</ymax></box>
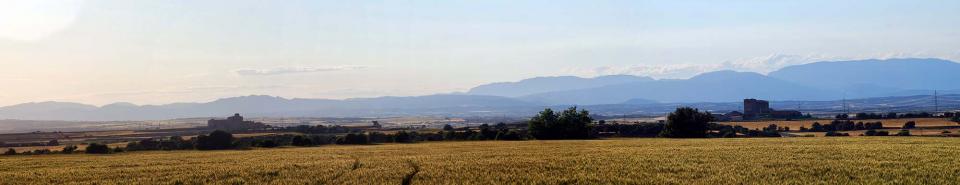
<box><xmin>1</xmin><ymin>0</ymin><xmax>958</xmax><ymax>106</ymax></box>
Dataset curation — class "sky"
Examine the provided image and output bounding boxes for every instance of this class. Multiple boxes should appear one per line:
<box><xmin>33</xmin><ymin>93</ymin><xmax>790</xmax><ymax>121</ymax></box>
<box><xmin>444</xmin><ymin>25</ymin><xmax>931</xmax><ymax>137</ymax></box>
<box><xmin>1</xmin><ymin>0</ymin><xmax>959</xmax><ymax>106</ymax></box>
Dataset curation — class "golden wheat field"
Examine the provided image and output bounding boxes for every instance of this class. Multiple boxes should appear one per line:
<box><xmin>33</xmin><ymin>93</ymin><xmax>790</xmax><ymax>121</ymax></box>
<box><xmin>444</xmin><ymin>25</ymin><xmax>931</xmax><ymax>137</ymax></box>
<box><xmin>2</xmin><ymin>137</ymin><xmax>960</xmax><ymax>184</ymax></box>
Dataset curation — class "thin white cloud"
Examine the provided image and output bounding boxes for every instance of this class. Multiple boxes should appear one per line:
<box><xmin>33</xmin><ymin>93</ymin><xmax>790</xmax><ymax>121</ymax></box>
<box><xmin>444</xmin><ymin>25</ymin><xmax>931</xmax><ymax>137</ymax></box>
<box><xmin>235</xmin><ymin>65</ymin><xmax>372</xmax><ymax>76</ymax></box>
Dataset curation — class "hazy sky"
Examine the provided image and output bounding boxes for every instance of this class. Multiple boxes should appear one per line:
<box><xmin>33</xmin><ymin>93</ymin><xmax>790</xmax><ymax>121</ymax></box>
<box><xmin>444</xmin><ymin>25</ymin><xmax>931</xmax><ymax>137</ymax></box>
<box><xmin>1</xmin><ymin>0</ymin><xmax>959</xmax><ymax>106</ymax></box>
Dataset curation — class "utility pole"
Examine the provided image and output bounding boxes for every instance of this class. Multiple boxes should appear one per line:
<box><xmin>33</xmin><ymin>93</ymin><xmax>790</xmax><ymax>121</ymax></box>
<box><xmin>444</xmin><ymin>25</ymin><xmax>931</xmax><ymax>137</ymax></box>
<box><xmin>934</xmin><ymin>90</ymin><xmax>939</xmax><ymax>114</ymax></box>
<box><xmin>842</xmin><ymin>97</ymin><xmax>848</xmax><ymax>115</ymax></box>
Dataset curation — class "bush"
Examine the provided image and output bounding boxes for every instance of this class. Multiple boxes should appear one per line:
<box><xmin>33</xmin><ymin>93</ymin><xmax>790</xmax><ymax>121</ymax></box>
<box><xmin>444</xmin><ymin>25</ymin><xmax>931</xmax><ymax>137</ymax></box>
<box><xmin>311</xmin><ymin>135</ymin><xmax>335</xmax><ymax>145</ymax></box>
<box><xmin>367</xmin><ymin>132</ymin><xmax>390</xmax><ymax>143</ymax></box>
<box><xmin>479</xmin><ymin>124</ymin><xmax>497</xmax><ymax>140</ymax></box>
<box><xmin>291</xmin><ymin>135</ymin><xmax>313</xmax><ymax>146</ymax></box>
<box><xmin>257</xmin><ymin>140</ymin><xmax>278</xmax><ymax>148</ymax></box>
<box><xmin>85</xmin><ymin>143</ymin><xmax>111</xmax><ymax>154</ymax></box>
<box><xmin>494</xmin><ymin>131</ymin><xmax>524</xmax><ymax>141</ymax></box>
<box><xmin>47</xmin><ymin>139</ymin><xmax>60</xmax><ymax>146</ymax></box>
<box><xmin>747</xmin><ymin>129</ymin><xmax>781</xmax><ymax>137</ymax></box>
<box><xmin>394</xmin><ymin>131</ymin><xmax>415</xmax><ymax>143</ymax></box>
<box><xmin>902</xmin><ymin>121</ymin><xmax>916</xmax><ymax>129</ymax></box>
<box><xmin>32</xmin><ymin>149</ymin><xmax>52</xmax><ymax>155</ymax></box>
<box><xmin>876</xmin><ymin>131</ymin><xmax>890</xmax><ymax>136</ymax></box>
<box><xmin>3</xmin><ymin>148</ymin><xmax>15</xmax><ymax>155</ymax></box>
<box><xmin>810</xmin><ymin>122</ymin><xmax>823</xmax><ymax>132</ymax></box>
<box><xmin>196</xmin><ymin>130</ymin><xmax>235</xmax><ymax>150</ymax></box>
<box><xmin>170</xmin><ymin>136</ymin><xmax>195</xmax><ymax>150</ymax></box>
<box><xmin>443</xmin><ymin>124</ymin><xmax>454</xmax><ymax>131</ymax></box>
<box><xmin>824</xmin><ymin>131</ymin><xmax>849</xmax><ymax>137</ymax></box>
<box><xmin>864</xmin><ymin>129</ymin><xmax>878</xmax><ymax>136</ymax></box>
<box><xmin>865</xmin><ymin>122</ymin><xmax>884</xmax><ymax>130</ymax></box>
<box><xmin>659</xmin><ymin>107</ymin><xmax>713</xmax><ymax>138</ymax></box>
<box><xmin>337</xmin><ymin>133</ymin><xmax>370</xmax><ymax>145</ymax></box>
<box><xmin>61</xmin><ymin>145</ymin><xmax>78</xmax><ymax>154</ymax></box>
<box><xmin>895</xmin><ymin>130</ymin><xmax>911</xmax><ymax>136</ymax></box>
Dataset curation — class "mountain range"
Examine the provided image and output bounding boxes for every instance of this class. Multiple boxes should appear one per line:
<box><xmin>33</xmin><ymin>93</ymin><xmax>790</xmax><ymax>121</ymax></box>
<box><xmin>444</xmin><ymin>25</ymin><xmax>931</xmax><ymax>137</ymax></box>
<box><xmin>471</xmin><ymin>58</ymin><xmax>960</xmax><ymax>104</ymax></box>
<box><xmin>1</xmin><ymin>58</ymin><xmax>959</xmax><ymax>121</ymax></box>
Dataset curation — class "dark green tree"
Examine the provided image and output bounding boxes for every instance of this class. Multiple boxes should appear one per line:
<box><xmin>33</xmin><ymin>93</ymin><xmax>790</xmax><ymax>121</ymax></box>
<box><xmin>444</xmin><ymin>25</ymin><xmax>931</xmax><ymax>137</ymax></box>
<box><xmin>659</xmin><ymin>107</ymin><xmax>714</xmax><ymax>138</ymax></box>
<box><xmin>291</xmin><ymin>135</ymin><xmax>313</xmax><ymax>146</ymax></box>
<box><xmin>394</xmin><ymin>131</ymin><xmax>414</xmax><ymax>143</ymax></box>
<box><xmin>85</xmin><ymin>143</ymin><xmax>111</xmax><ymax>154</ymax></box>
<box><xmin>3</xmin><ymin>148</ymin><xmax>16</xmax><ymax>155</ymax></box>
<box><xmin>527</xmin><ymin>107</ymin><xmax>593</xmax><ymax>140</ymax></box>
<box><xmin>902</xmin><ymin>121</ymin><xmax>916</xmax><ymax>129</ymax></box>
<box><xmin>494</xmin><ymin>122</ymin><xmax>509</xmax><ymax>132</ymax></box>
<box><xmin>47</xmin><ymin>139</ymin><xmax>59</xmax><ymax>146</ymax></box>
<box><xmin>257</xmin><ymin>140</ymin><xmax>278</xmax><ymax>148</ymax></box>
<box><xmin>337</xmin><ymin>133</ymin><xmax>369</xmax><ymax>145</ymax></box>
<box><xmin>528</xmin><ymin>108</ymin><xmax>557</xmax><ymax>139</ymax></box>
<box><xmin>195</xmin><ymin>130</ymin><xmax>235</xmax><ymax>150</ymax></box>
<box><xmin>479</xmin><ymin>124</ymin><xmax>496</xmax><ymax>140</ymax></box>
<box><xmin>558</xmin><ymin>107</ymin><xmax>593</xmax><ymax>139</ymax></box>
<box><xmin>864</xmin><ymin>129</ymin><xmax>878</xmax><ymax>136</ymax></box>
<box><xmin>811</xmin><ymin>122</ymin><xmax>824</xmax><ymax>132</ymax></box>
<box><xmin>896</xmin><ymin>129</ymin><xmax>911</xmax><ymax>136</ymax></box>
<box><xmin>495</xmin><ymin>130</ymin><xmax>524</xmax><ymax>140</ymax></box>
<box><xmin>61</xmin><ymin>145</ymin><xmax>78</xmax><ymax>154</ymax></box>
<box><xmin>443</xmin><ymin>124</ymin><xmax>454</xmax><ymax>131</ymax></box>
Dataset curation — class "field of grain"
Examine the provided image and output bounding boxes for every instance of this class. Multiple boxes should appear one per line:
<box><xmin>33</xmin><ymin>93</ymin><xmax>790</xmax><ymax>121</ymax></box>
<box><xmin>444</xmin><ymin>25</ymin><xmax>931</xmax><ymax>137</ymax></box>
<box><xmin>2</xmin><ymin>137</ymin><xmax>959</xmax><ymax>184</ymax></box>
<box><xmin>724</xmin><ymin>118</ymin><xmax>958</xmax><ymax>130</ymax></box>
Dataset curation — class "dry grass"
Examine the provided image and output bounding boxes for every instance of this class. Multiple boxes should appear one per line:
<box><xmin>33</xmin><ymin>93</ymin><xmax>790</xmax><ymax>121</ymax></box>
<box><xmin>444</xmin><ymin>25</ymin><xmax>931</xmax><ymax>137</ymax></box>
<box><xmin>2</xmin><ymin>137</ymin><xmax>960</xmax><ymax>184</ymax></box>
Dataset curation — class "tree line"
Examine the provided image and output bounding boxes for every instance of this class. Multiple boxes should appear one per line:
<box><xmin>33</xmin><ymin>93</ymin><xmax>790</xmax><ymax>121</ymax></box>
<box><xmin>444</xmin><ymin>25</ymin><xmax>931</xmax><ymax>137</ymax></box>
<box><xmin>12</xmin><ymin>107</ymin><xmax>951</xmax><ymax>156</ymax></box>
<box><xmin>848</xmin><ymin>112</ymin><xmax>960</xmax><ymax>120</ymax></box>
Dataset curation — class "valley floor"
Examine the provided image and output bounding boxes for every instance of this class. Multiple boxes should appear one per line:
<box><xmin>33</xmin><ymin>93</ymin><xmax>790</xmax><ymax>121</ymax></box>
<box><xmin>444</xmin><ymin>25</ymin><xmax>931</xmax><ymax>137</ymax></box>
<box><xmin>2</xmin><ymin>137</ymin><xmax>959</xmax><ymax>184</ymax></box>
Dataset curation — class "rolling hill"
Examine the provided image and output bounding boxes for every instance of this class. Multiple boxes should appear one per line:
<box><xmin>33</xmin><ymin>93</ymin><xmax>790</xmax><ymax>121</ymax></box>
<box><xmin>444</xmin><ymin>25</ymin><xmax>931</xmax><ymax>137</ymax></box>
<box><xmin>2</xmin><ymin>58</ymin><xmax>959</xmax><ymax>121</ymax></box>
<box><xmin>467</xmin><ymin>75</ymin><xmax>653</xmax><ymax>97</ymax></box>
<box><xmin>768</xmin><ymin>58</ymin><xmax>960</xmax><ymax>97</ymax></box>
<box><xmin>0</xmin><ymin>95</ymin><xmax>540</xmax><ymax>121</ymax></box>
<box><xmin>520</xmin><ymin>71</ymin><xmax>836</xmax><ymax>105</ymax></box>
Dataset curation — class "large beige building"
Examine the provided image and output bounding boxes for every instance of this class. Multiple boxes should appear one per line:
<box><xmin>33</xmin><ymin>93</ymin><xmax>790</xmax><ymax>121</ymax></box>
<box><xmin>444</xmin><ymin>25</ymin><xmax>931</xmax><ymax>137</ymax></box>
<box><xmin>207</xmin><ymin>113</ymin><xmax>267</xmax><ymax>130</ymax></box>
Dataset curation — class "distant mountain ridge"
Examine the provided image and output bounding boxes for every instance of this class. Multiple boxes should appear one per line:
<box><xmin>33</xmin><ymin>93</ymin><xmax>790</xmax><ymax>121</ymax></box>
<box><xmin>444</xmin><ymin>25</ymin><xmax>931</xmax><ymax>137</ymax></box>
<box><xmin>478</xmin><ymin>58</ymin><xmax>960</xmax><ymax>105</ymax></box>
<box><xmin>2</xmin><ymin>93</ymin><xmax>958</xmax><ymax>122</ymax></box>
<box><xmin>520</xmin><ymin>70</ymin><xmax>835</xmax><ymax>105</ymax></box>
<box><xmin>768</xmin><ymin>58</ymin><xmax>960</xmax><ymax>97</ymax></box>
<box><xmin>467</xmin><ymin>75</ymin><xmax>653</xmax><ymax>97</ymax></box>
<box><xmin>0</xmin><ymin>95</ymin><xmax>540</xmax><ymax>121</ymax></box>
<box><xmin>1</xmin><ymin>58</ymin><xmax>958</xmax><ymax>121</ymax></box>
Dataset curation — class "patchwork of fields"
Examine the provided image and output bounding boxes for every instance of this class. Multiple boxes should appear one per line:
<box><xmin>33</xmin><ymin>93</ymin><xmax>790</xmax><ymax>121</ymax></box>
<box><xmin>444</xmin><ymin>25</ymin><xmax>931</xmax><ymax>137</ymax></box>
<box><xmin>2</xmin><ymin>137</ymin><xmax>959</xmax><ymax>184</ymax></box>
